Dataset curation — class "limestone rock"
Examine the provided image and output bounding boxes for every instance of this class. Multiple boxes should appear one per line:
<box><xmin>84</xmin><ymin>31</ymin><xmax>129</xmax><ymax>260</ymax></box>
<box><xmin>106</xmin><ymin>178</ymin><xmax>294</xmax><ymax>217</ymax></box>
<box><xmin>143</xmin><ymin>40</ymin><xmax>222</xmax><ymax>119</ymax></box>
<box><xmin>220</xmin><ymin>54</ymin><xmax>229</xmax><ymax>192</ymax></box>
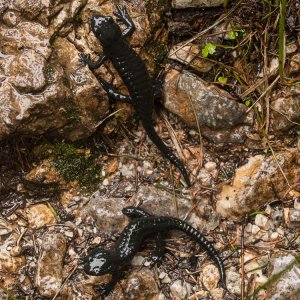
<box><xmin>0</xmin><ymin>0</ymin><xmax>167</xmax><ymax>142</ymax></box>
<box><xmin>26</xmin><ymin>204</ymin><xmax>56</xmax><ymax>229</ymax></box>
<box><xmin>35</xmin><ymin>233</ymin><xmax>67</xmax><ymax>298</ymax></box>
<box><xmin>216</xmin><ymin>149</ymin><xmax>300</xmax><ymax>220</ymax></box>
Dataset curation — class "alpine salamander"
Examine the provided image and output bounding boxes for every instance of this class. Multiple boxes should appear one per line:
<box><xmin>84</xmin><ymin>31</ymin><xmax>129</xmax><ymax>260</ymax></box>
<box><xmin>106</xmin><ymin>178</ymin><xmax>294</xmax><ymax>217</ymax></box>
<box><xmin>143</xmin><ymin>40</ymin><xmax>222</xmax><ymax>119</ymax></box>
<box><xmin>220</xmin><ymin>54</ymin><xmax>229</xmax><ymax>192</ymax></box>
<box><xmin>79</xmin><ymin>5</ymin><xmax>191</xmax><ymax>187</ymax></box>
<box><xmin>82</xmin><ymin>206</ymin><xmax>226</xmax><ymax>296</ymax></box>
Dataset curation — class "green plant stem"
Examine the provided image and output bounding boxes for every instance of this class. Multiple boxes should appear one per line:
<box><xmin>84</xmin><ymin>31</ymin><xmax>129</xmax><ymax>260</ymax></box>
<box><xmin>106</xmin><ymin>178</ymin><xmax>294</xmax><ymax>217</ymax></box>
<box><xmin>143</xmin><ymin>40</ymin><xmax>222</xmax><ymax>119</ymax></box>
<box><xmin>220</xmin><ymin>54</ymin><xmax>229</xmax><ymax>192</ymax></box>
<box><xmin>278</xmin><ymin>0</ymin><xmax>286</xmax><ymax>81</ymax></box>
<box><xmin>245</xmin><ymin>256</ymin><xmax>300</xmax><ymax>300</ymax></box>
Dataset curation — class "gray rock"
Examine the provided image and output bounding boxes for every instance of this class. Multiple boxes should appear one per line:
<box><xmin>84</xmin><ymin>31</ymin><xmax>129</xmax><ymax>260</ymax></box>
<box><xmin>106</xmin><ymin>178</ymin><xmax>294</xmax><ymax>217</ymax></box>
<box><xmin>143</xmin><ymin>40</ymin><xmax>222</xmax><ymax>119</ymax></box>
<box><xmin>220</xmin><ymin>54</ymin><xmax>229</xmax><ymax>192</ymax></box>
<box><xmin>270</xmin><ymin>86</ymin><xmax>300</xmax><ymax>132</ymax></box>
<box><xmin>164</xmin><ymin>68</ymin><xmax>253</xmax><ymax>143</ymax></box>
<box><xmin>35</xmin><ymin>233</ymin><xmax>66</xmax><ymax>298</ymax></box>
<box><xmin>288</xmin><ymin>209</ymin><xmax>300</xmax><ymax>228</ymax></box>
<box><xmin>82</xmin><ymin>185</ymin><xmax>220</xmax><ymax>235</ymax></box>
<box><xmin>226</xmin><ymin>270</ymin><xmax>241</xmax><ymax>296</ymax></box>
<box><xmin>103</xmin><ymin>268</ymin><xmax>159</xmax><ymax>300</ymax></box>
<box><xmin>266</xmin><ymin>252</ymin><xmax>300</xmax><ymax>300</ymax></box>
<box><xmin>82</xmin><ymin>191</ymin><xmax>129</xmax><ymax>235</ymax></box>
<box><xmin>172</xmin><ymin>0</ymin><xmax>224</xmax><ymax>9</ymax></box>
<box><xmin>134</xmin><ymin>185</ymin><xmax>220</xmax><ymax>231</ymax></box>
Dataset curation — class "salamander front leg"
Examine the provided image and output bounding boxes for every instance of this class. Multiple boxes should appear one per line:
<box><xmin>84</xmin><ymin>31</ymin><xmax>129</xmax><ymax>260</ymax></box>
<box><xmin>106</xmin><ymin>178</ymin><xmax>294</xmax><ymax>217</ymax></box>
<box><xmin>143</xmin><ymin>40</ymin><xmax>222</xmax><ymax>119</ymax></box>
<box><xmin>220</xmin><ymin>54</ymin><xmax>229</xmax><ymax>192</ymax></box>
<box><xmin>94</xmin><ymin>270</ymin><xmax>121</xmax><ymax>297</ymax></box>
<box><xmin>79</xmin><ymin>53</ymin><xmax>107</xmax><ymax>70</ymax></box>
<box><xmin>97</xmin><ymin>77</ymin><xmax>133</xmax><ymax>103</ymax></box>
<box><xmin>114</xmin><ymin>5</ymin><xmax>135</xmax><ymax>37</ymax></box>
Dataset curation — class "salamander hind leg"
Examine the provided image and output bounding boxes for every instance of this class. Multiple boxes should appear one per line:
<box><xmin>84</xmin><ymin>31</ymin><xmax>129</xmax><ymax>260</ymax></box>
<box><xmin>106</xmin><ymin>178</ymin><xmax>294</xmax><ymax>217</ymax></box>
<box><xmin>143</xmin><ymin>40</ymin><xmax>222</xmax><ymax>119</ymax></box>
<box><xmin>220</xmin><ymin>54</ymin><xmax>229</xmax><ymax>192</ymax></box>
<box><xmin>150</xmin><ymin>232</ymin><xmax>165</xmax><ymax>266</ymax></box>
<box><xmin>97</xmin><ymin>77</ymin><xmax>133</xmax><ymax>103</ymax></box>
<box><xmin>79</xmin><ymin>53</ymin><xmax>107</xmax><ymax>70</ymax></box>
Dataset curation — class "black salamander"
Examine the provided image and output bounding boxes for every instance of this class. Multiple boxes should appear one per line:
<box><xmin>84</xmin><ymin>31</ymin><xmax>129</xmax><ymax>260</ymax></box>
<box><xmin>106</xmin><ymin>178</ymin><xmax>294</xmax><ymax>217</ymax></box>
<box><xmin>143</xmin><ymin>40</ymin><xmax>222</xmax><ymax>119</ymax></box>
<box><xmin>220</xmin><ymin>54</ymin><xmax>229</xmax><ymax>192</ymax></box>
<box><xmin>79</xmin><ymin>5</ymin><xmax>191</xmax><ymax>187</ymax></box>
<box><xmin>82</xmin><ymin>206</ymin><xmax>226</xmax><ymax>296</ymax></box>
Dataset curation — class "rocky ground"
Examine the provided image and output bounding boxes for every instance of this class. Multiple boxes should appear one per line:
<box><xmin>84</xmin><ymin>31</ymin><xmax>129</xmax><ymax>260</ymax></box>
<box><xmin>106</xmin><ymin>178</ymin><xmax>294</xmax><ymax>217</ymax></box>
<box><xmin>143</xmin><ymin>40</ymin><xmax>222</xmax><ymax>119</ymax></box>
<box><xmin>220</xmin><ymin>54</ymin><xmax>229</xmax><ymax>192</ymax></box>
<box><xmin>0</xmin><ymin>0</ymin><xmax>299</xmax><ymax>299</ymax></box>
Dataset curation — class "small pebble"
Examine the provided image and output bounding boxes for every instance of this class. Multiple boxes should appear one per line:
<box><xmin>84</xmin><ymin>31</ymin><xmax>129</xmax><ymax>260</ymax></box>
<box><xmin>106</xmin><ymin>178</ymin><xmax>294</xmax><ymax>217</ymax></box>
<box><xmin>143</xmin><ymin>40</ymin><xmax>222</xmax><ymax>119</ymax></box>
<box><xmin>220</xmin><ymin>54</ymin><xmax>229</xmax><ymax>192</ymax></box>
<box><xmin>159</xmin><ymin>272</ymin><xmax>166</xmax><ymax>279</ymax></box>
<box><xmin>245</xmin><ymin>223</ymin><xmax>253</xmax><ymax>233</ymax></box>
<box><xmin>277</xmin><ymin>227</ymin><xmax>285</xmax><ymax>235</ymax></box>
<box><xmin>255</xmin><ymin>214</ymin><xmax>268</xmax><ymax>229</ymax></box>
<box><xmin>102</xmin><ymin>178</ymin><xmax>109</xmax><ymax>186</ymax></box>
<box><xmin>170</xmin><ymin>280</ymin><xmax>187</xmax><ymax>299</ymax></box>
<box><xmin>91</xmin><ymin>236</ymin><xmax>101</xmax><ymax>245</ymax></box>
<box><xmin>131</xmin><ymin>255</ymin><xmax>144</xmax><ymax>266</ymax></box>
<box><xmin>252</xmin><ymin>224</ymin><xmax>260</xmax><ymax>234</ymax></box>
<box><xmin>204</xmin><ymin>161</ymin><xmax>217</xmax><ymax>172</ymax></box>
<box><xmin>270</xmin><ymin>231</ymin><xmax>279</xmax><ymax>240</ymax></box>
<box><xmin>64</xmin><ymin>231</ymin><xmax>74</xmax><ymax>238</ymax></box>
<box><xmin>294</xmin><ymin>199</ymin><xmax>300</xmax><ymax>211</ymax></box>
<box><xmin>161</xmin><ymin>274</ymin><xmax>171</xmax><ymax>284</ymax></box>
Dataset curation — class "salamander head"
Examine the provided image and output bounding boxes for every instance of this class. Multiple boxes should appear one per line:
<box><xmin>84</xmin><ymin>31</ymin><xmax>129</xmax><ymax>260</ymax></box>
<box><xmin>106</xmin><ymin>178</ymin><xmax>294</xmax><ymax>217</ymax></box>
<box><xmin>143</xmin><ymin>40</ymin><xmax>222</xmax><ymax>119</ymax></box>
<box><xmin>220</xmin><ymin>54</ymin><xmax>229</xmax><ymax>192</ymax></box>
<box><xmin>90</xmin><ymin>15</ymin><xmax>122</xmax><ymax>47</ymax></box>
<box><xmin>82</xmin><ymin>248</ymin><xmax>116</xmax><ymax>276</ymax></box>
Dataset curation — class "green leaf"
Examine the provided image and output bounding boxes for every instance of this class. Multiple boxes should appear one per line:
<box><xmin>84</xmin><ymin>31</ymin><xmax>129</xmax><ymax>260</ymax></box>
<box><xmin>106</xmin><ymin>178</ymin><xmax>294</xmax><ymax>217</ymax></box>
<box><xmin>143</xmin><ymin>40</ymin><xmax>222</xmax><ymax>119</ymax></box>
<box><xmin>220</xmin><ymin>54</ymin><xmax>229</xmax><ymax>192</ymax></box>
<box><xmin>249</xmin><ymin>211</ymin><xmax>266</xmax><ymax>216</ymax></box>
<box><xmin>227</xmin><ymin>30</ymin><xmax>239</xmax><ymax>40</ymax></box>
<box><xmin>244</xmin><ymin>99</ymin><xmax>251</xmax><ymax>107</ymax></box>
<box><xmin>218</xmin><ymin>76</ymin><xmax>228</xmax><ymax>84</ymax></box>
<box><xmin>227</xmin><ymin>28</ymin><xmax>245</xmax><ymax>40</ymax></box>
<box><xmin>202</xmin><ymin>43</ymin><xmax>217</xmax><ymax>58</ymax></box>
<box><xmin>263</xmin><ymin>148</ymin><xmax>269</xmax><ymax>155</ymax></box>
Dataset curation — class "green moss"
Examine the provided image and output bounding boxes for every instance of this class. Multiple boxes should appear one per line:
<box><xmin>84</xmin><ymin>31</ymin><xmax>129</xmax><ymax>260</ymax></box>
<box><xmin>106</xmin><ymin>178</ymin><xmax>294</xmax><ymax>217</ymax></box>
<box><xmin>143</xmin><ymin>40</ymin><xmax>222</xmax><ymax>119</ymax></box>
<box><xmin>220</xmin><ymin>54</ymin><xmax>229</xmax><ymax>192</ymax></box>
<box><xmin>64</xmin><ymin>97</ymin><xmax>81</xmax><ymax>123</ymax></box>
<box><xmin>144</xmin><ymin>40</ymin><xmax>168</xmax><ymax>75</ymax></box>
<box><xmin>145</xmin><ymin>0</ymin><xmax>171</xmax><ymax>29</ymax></box>
<box><xmin>51</xmin><ymin>142</ymin><xmax>101</xmax><ymax>188</ymax></box>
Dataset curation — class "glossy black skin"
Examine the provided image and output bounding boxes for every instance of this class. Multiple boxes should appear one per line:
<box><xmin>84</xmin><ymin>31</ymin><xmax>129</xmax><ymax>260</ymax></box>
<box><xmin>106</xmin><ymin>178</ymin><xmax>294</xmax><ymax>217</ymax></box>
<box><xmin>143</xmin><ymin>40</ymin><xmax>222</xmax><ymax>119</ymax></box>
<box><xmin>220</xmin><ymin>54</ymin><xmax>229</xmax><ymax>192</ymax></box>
<box><xmin>82</xmin><ymin>206</ymin><xmax>227</xmax><ymax>297</ymax></box>
<box><xmin>79</xmin><ymin>6</ymin><xmax>191</xmax><ymax>187</ymax></box>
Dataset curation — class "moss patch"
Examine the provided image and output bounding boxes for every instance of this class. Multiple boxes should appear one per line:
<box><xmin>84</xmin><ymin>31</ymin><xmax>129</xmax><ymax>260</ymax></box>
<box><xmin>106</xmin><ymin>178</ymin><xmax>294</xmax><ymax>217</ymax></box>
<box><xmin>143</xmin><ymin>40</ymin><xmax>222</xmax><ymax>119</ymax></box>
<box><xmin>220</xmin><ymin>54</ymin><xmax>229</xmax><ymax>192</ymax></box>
<box><xmin>52</xmin><ymin>142</ymin><xmax>101</xmax><ymax>188</ymax></box>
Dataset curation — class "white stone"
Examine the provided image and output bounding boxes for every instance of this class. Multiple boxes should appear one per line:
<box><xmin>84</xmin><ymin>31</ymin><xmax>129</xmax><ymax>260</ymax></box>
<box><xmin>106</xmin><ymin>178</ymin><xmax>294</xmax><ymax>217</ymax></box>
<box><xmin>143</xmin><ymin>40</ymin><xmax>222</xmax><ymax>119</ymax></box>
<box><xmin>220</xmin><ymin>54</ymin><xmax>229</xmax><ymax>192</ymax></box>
<box><xmin>265</xmin><ymin>205</ymin><xmax>272</xmax><ymax>215</ymax></box>
<box><xmin>131</xmin><ymin>255</ymin><xmax>144</xmax><ymax>266</ymax></box>
<box><xmin>270</xmin><ymin>231</ymin><xmax>279</xmax><ymax>240</ymax></box>
<box><xmin>294</xmin><ymin>199</ymin><xmax>300</xmax><ymax>211</ymax></box>
<box><xmin>277</xmin><ymin>227</ymin><xmax>285</xmax><ymax>235</ymax></box>
<box><xmin>64</xmin><ymin>231</ymin><xmax>73</xmax><ymax>238</ymax></box>
<box><xmin>251</xmin><ymin>224</ymin><xmax>260</xmax><ymax>235</ymax></box>
<box><xmin>159</xmin><ymin>272</ymin><xmax>167</xmax><ymax>279</ymax></box>
<box><xmin>204</xmin><ymin>161</ymin><xmax>217</xmax><ymax>172</ymax></box>
<box><xmin>102</xmin><ymin>178</ymin><xmax>109</xmax><ymax>186</ymax></box>
<box><xmin>170</xmin><ymin>280</ymin><xmax>187</xmax><ymax>299</ymax></box>
<box><xmin>245</xmin><ymin>223</ymin><xmax>253</xmax><ymax>233</ymax></box>
<box><xmin>202</xmin><ymin>264</ymin><xmax>220</xmax><ymax>290</ymax></box>
<box><xmin>161</xmin><ymin>274</ymin><xmax>171</xmax><ymax>284</ymax></box>
<box><xmin>255</xmin><ymin>214</ymin><xmax>268</xmax><ymax>229</ymax></box>
<box><xmin>226</xmin><ymin>270</ymin><xmax>241</xmax><ymax>295</ymax></box>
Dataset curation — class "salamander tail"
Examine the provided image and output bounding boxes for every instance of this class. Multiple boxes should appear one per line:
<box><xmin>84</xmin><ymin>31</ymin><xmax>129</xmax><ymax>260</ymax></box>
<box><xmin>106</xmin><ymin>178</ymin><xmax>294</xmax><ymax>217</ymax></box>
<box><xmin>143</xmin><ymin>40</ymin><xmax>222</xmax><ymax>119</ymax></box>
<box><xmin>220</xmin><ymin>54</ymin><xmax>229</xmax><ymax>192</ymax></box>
<box><xmin>142</xmin><ymin>120</ymin><xmax>191</xmax><ymax>187</ymax></box>
<box><xmin>173</xmin><ymin>219</ymin><xmax>227</xmax><ymax>289</ymax></box>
